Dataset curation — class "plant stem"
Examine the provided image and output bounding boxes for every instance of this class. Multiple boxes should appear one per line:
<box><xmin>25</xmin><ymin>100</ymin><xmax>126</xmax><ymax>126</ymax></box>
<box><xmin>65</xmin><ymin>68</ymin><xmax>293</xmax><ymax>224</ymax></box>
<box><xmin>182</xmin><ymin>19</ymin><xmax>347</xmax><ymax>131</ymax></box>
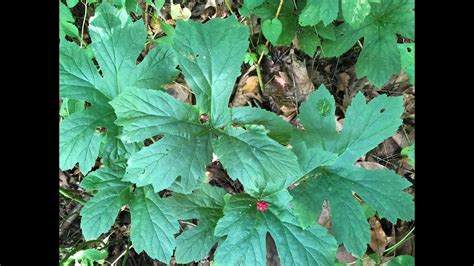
<box><xmin>80</xmin><ymin>0</ymin><xmax>88</xmax><ymax>48</ymax></box>
<box><xmin>59</xmin><ymin>187</ymin><xmax>86</xmax><ymax>205</ymax></box>
<box><xmin>384</xmin><ymin>226</ymin><xmax>415</xmax><ymax>254</ymax></box>
<box><xmin>224</xmin><ymin>0</ymin><xmax>235</xmax><ymax>16</ymax></box>
<box><xmin>254</xmin><ymin>0</ymin><xmax>284</xmax><ymax>92</ymax></box>
<box><xmin>255</xmin><ymin>65</ymin><xmax>264</xmax><ymax>93</ymax></box>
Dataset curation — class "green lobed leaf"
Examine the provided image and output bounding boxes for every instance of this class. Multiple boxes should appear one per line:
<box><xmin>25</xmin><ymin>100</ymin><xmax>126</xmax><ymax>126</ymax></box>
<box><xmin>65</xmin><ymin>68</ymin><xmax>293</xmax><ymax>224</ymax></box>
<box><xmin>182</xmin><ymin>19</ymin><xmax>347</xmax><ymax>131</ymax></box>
<box><xmin>214</xmin><ymin>192</ymin><xmax>338</xmax><ymax>265</ymax></box>
<box><xmin>211</xmin><ymin>126</ymin><xmax>301</xmax><ymax>193</ymax></box>
<box><xmin>80</xmin><ymin>167</ymin><xmax>131</xmax><ymax>240</ymax></box>
<box><xmin>299</xmin><ymin>0</ymin><xmax>339</xmax><ymax>26</ymax></box>
<box><xmin>322</xmin><ymin>0</ymin><xmax>414</xmax><ymax>87</ymax></box>
<box><xmin>60</xmin><ymin>98</ymin><xmax>85</xmax><ymax>118</ymax></box>
<box><xmin>173</xmin><ymin>17</ymin><xmax>249</xmax><ymax>127</ymax></box>
<box><xmin>99</xmin><ymin>132</ymin><xmax>143</xmax><ymax>169</ymax></box>
<box><xmin>164</xmin><ymin>185</ymin><xmax>227</xmax><ymax>263</ymax></box>
<box><xmin>355</xmin><ymin>32</ymin><xmax>400</xmax><ymax>87</ymax></box>
<box><xmin>341</xmin><ymin>0</ymin><xmax>371</xmax><ymax>26</ymax></box>
<box><xmin>398</xmin><ymin>43</ymin><xmax>414</xmax><ymax>85</ymax></box>
<box><xmin>60</xmin><ymin>105</ymin><xmax>113</xmax><ymax>174</ymax></box>
<box><xmin>129</xmin><ymin>186</ymin><xmax>179</xmax><ymax>262</ymax></box>
<box><xmin>60</xmin><ymin>40</ymin><xmax>109</xmax><ymax>105</ymax></box>
<box><xmin>88</xmin><ymin>3</ymin><xmax>147</xmax><ymax>98</ymax></box>
<box><xmin>333</xmin><ymin>91</ymin><xmax>404</xmax><ymax>164</ymax></box>
<box><xmin>111</xmin><ymin>88</ymin><xmax>205</xmax><ymax>142</ymax></box>
<box><xmin>230</xmin><ymin>106</ymin><xmax>296</xmax><ymax>143</ymax></box>
<box><xmin>80</xmin><ymin>166</ymin><xmax>128</xmax><ymax>192</ymax></box>
<box><xmin>60</xmin><ymin>3</ymin><xmax>178</xmax><ymax>172</ymax></box>
<box><xmin>297</xmin><ymin>26</ymin><xmax>321</xmax><ymax>57</ymax></box>
<box><xmin>290</xmin><ymin>85</ymin><xmax>413</xmax><ymax>257</ymax></box>
<box><xmin>123</xmin><ymin>133</ymin><xmax>212</xmax><ymax>193</ymax></box>
<box><xmin>60</xmin><ymin>2</ymin><xmax>79</xmax><ymax>38</ymax></box>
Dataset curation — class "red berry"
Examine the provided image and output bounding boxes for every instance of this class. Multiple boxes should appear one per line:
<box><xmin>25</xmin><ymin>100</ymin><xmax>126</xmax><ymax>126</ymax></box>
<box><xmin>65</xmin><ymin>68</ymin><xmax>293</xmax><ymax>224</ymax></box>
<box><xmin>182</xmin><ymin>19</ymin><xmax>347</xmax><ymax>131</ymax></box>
<box><xmin>256</xmin><ymin>201</ymin><xmax>268</xmax><ymax>211</ymax></box>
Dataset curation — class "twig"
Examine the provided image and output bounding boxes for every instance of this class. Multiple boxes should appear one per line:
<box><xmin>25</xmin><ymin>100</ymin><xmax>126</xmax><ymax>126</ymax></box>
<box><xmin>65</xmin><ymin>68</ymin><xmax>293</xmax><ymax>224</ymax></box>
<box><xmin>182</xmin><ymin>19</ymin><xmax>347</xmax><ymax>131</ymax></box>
<box><xmin>384</xmin><ymin>226</ymin><xmax>415</xmax><ymax>254</ymax></box>
<box><xmin>60</xmin><ymin>187</ymin><xmax>87</xmax><ymax>205</ymax></box>
<box><xmin>224</xmin><ymin>0</ymin><xmax>235</xmax><ymax>16</ymax></box>
<box><xmin>111</xmin><ymin>245</ymin><xmax>134</xmax><ymax>265</ymax></box>
<box><xmin>254</xmin><ymin>0</ymin><xmax>284</xmax><ymax>92</ymax></box>
<box><xmin>80</xmin><ymin>0</ymin><xmax>88</xmax><ymax>47</ymax></box>
<box><xmin>59</xmin><ymin>204</ymin><xmax>83</xmax><ymax>238</ymax></box>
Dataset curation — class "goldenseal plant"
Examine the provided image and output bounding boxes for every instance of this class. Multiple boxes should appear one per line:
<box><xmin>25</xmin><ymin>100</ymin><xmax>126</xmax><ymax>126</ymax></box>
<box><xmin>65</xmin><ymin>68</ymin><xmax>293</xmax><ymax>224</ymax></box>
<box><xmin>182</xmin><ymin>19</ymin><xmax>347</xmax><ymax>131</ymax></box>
<box><xmin>59</xmin><ymin>3</ymin><xmax>414</xmax><ymax>265</ymax></box>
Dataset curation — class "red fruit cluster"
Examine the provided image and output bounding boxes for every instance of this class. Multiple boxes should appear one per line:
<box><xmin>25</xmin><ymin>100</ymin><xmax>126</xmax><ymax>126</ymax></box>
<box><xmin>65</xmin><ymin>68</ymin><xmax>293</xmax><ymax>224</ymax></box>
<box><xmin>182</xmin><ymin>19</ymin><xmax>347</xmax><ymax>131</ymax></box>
<box><xmin>256</xmin><ymin>201</ymin><xmax>268</xmax><ymax>211</ymax></box>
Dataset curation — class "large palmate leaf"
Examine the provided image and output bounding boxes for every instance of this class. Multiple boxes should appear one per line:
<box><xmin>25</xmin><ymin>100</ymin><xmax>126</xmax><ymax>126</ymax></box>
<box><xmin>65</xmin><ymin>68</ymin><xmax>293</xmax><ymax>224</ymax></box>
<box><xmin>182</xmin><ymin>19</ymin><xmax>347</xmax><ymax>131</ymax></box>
<box><xmin>112</xmin><ymin>17</ymin><xmax>300</xmax><ymax>194</ymax></box>
<box><xmin>214</xmin><ymin>191</ymin><xmax>338</xmax><ymax>266</ymax></box>
<box><xmin>290</xmin><ymin>85</ymin><xmax>414</xmax><ymax>257</ymax></box>
<box><xmin>322</xmin><ymin>0</ymin><xmax>414</xmax><ymax>87</ymax></box>
<box><xmin>164</xmin><ymin>185</ymin><xmax>227</xmax><ymax>263</ymax></box>
<box><xmin>211</xmin><ymin>126</ymin><xmax>301</xmax><ymax>193</ymax></box>
<box><xmin>110</xmin><ymin>88</ymin><xmax>211</xmax><ymax>193</ymax></box>
<box><xmin>59</xmin><ymin>104</ymin><xmax>113</xmax><ymax>173</ymax></box>
<box><xmin>59</xmin><ymin>3</ymin><xmax>178</xmax><ymax>173</ymax></box>
<box><xmin>129</xmin><ymin>186</ymin><xmax>179</xmax><ymax>262</ymax></box>
<box><xmin>79</xmin><ymin>167</ymin><xmax>131</xmax><ymax>240</ymax></box>
<box><xmin>230</xmin><ymin>106</ymin><xmax>296</xmax><ymax>143</ymax></box>
<box><xmin>173</xmin><ymin>16</ymin><xmax>249</xmax><ymax>127</ymax></box>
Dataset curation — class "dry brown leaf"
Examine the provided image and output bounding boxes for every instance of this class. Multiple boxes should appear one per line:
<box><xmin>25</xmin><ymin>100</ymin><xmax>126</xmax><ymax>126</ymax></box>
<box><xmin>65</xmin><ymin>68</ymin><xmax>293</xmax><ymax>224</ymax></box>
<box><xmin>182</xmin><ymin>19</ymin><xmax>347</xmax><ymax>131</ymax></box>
<box><xmin>336</xmin><ymin>72</ymin><xmax>351</xmax><ymax>92</ymax></box>
<box><xmin>285</xmin><ymin>51</ymin><xmax>315</xmax><ymax>102</ymax></box>
<box><xmin>373</xmin><ymin>137</ymin><xmax>400</xmax><ymax>159</ymax></box>
<box><xmin>317</xmin><ymin>200</ymin><xmax>331</xmax><ymax>230</ymax></box>
<box><xmin>336</xmin><ymin>245</ymin><xmax>357</xmax><ymax>263</ymax></box>
<box><xmin>369</xmin><ymin>217</ymin><xmax>388</xmax><ymax>255</ymax></box>
<box><xmin>356</xmin><ymin>161</ymin><xmax>386</xmax><ymax>170</ymax></box>
<box><xmin>231</xmin><ymin>75</ymin><xmax>262</xmax><ymax>107</ymax></box>
<box><xmin>164</xmin><ymin>82</ymin><xmax>193</xmax><ymax>104</ymax></box>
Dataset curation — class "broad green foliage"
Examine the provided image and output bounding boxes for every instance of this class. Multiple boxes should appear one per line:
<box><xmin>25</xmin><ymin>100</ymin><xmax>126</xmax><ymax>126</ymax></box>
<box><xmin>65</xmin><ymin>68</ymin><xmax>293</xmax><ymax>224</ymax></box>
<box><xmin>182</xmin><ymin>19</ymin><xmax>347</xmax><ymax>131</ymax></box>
<box><xmin>399</xmin><ymin>43</ymin><xmax>415</xmax><ymax>84</ymax></box>
<box><xmin>242</xmin><ymin>0</ymin><xmax>414</xmax><ymax>86</ymax></box>
<box><xmin>290</xmin><ymin>85</ymin><xmax>414</xmax><ymax>257</ymax></box>
<box><xmin>388</xmin><ymin>255</ymin><xmax>415</xmax><ymax>266</ymax></box>
<box><xmin>112</xmin><ymin>16</ymin><xmax>301</xmax><ymax>194</ymax></box>
<box><xmin>172</xmin><ymin>17</ymin><xmax>248</xmax><ymax>127</ymax></box>
<box><xmin>299</xmin><ymin>0</ymin><xmax>339</xmax><ymax>26</ymax></box>
<box><xmin>262</xmin><ymin>18</ymin><xmax>283</xmax><ymax>45</ymax></box>
<box><xmin>164</xmin><ymin>185</ymin><xmax>227</xmax><ymax>263</ymax></box>
<box><xmin>80</xmin><ymin>166</ymin><xmax>179</xmax><ymax>262</ymax></box>
<box><xmin>129</xmin><ymin>186</ymin><xmax>179</xmax><ymax>261</ymax></box>
<box><xmin>59</xmin><ymin>98</ymin><xmax>85</xmax><ymax>118</ymax></box>
<box><xmin>341</xmin><ymin>0</ymin><xmax>371</xmax><ymax>26</ymax></box>
<box><xmin>59</xmin><ymin>3</ymin><xmax>178</xmax><ymax>173</ymax></box>
<box><xmin>60</xmin><ymin>2</ymin><xmax>414</xmax><ymax>264</ymax></box>
<box><xmin>214</xmin><ymin>190</ymin><xmax>337</xmax><ymax>265</ymax></box>
<box><xmin>63</xmin><ymin>248</ymin><xmax>108</xmax><ymax>266</ymax></box>
<box><xmin>322</xmin><ymin>0</ymin><xmax>414</xmax><ymax>87</ymax></box>
<box><xmin>242</xmin><ymin>0</ymin><xmax>337</xmax><ymax>56</ymax></box>
<box><xmin>60</xmin><ymin>1</ymin><xmax>79</xmax><ymax>39</ymax></box>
